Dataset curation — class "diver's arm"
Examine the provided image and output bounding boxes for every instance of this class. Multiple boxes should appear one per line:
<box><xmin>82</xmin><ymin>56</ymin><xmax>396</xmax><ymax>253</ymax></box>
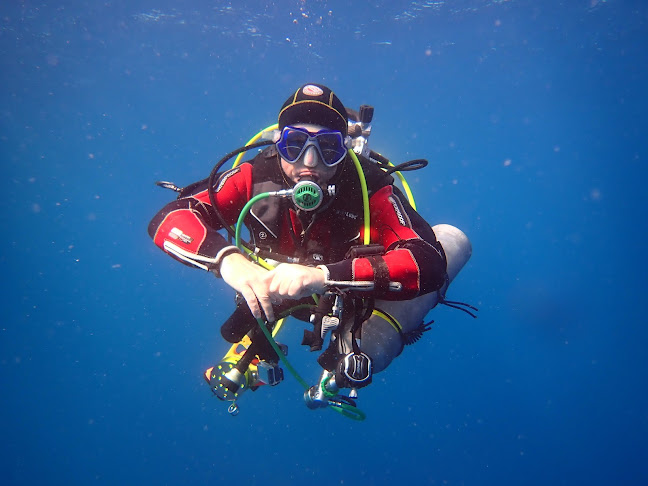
<box><xmin>320</xmin><ymin>185</ymin><xmax>447</xmax><ymax>299</ymax></box>
<box><xmin>148</xmin><ymin>164</ymin><xmax>254</xmax><ymax>271</ymax></box>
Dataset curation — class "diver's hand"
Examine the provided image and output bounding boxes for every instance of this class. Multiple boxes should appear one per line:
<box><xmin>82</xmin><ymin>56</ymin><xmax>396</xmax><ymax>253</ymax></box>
<box><xmin>218</xmin><ymin>253</ymin><xmax>276</xmax><ymax>322</ymax></box>
<box><xmin>264</xmin><ymin>263</ymin><xmax>326</xmax><ymax>300</ymax></box>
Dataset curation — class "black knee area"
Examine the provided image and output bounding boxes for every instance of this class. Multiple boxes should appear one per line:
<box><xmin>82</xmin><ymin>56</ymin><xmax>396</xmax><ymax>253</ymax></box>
<box><xmin>221</xmin><ymin>304</ymin><xmax>257</xmax><ymax>343</ymax></box>
<box><xmin>249</xmin><ymin>325</ymin><xmax>279</xmax><ymax>363</ymax></box>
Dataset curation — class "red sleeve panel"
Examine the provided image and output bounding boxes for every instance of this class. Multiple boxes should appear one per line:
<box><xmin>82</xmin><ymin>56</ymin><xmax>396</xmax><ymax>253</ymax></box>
<box><xmin>147</xmin><ymin>164</ymin><xmax>253</xmax><ymax>269</ymax></box>
<box><xmin>192</xmin><ymin>164</ymin><xmax>254</xmax><ymax>225</ymax></box>
<box><xmin>152</xmin><ymin>208</ymin><xmax>208</xmax><ymax>255</ymax></box>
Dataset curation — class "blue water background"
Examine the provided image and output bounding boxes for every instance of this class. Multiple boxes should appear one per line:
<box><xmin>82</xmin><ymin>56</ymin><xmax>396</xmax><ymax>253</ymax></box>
<box><xmin>2</xmin><ymin>1</ymin><xmax>647</xmax><ymax>484</ymax></box>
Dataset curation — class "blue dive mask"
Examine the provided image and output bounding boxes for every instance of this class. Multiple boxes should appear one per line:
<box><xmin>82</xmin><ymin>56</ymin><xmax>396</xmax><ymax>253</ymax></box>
<box><xmin>276</xmin><ymin>126</ymin><xmax>348</xmax><ymax>167</ymax></box>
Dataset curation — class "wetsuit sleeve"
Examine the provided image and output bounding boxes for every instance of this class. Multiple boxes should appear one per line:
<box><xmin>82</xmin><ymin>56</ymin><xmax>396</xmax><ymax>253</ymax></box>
<box><xmin>147</xmin><ymin>164</ymin><xmax>253</xmax><ymax>271</ymax></box>
<box><xmin>323</xmin><ymin>185</ymin><xmax>447</xmax><ymax>299</ymax></box>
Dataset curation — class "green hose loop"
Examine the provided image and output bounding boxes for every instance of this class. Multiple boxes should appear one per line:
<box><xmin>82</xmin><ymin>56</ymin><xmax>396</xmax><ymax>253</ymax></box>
<box><xmin>330</xmin><ymin>402</ymin><xmax>367</xmax><ymax>421</ymax></box>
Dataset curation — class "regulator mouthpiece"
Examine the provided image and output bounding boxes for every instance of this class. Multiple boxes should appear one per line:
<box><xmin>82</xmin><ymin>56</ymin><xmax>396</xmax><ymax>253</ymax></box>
<box><xmin>292</xmin><ymin>180</ymin><xmax>323</xmax><ymax>211</ymax></box>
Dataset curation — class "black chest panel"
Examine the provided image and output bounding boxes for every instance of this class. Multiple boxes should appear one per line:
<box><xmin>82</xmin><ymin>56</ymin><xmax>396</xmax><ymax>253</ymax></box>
<box><xmin>246</xmin><ymin>147</ymin><xmax>393</xmax><ymax>265</ymax></box>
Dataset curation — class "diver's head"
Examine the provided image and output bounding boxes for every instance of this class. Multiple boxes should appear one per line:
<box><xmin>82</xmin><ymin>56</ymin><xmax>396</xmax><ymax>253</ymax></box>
<box><xmin>278</xmin><ymin>83</ymin><xmax>348</xmax><ymax>136</ymax></box>
<box><xmin>276</xmin><ymin>84</ymin><xmax>349</xmax><ymax>185</ymax></box>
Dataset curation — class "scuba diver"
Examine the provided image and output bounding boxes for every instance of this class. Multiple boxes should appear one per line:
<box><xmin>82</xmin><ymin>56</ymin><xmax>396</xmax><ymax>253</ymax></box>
<box><xmin>148</xmin><ymin>83</ymin><xmax>474</xmax><ymax>419</ymax></box>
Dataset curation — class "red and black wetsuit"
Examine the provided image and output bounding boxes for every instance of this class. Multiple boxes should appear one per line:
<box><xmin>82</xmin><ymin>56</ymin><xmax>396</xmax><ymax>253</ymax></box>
<box><xmin>148</xmin><ymin>147</ymin><xmax>447</xmax><ymax>300</ymax></box>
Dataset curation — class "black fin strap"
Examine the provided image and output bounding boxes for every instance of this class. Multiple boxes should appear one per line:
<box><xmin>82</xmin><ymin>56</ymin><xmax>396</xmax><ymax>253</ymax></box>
<box><xmin>440</xmin><ymin>299</ymin><xmax>479</xmax><ymax>318</ymax></box>
<box><xmin>402</xmin><ymin>320</ymin><xmax>434</xmax><ymax>345</ymax></box>
<box><xmin>437</xmin><ymin>272</ymin><xmax>478</xmax><ymax>318</ymax></box>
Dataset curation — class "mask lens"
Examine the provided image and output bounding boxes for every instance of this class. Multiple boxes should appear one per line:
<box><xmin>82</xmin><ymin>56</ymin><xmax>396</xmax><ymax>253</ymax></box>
<box><xmin>316</xmin><ymin>133</ymin><xmax>346</xmax><ymax>166</ymax></box>
<box><xmin>281</xmin><ymin>129</ymin><xmax>309</xmax><ymax>161</ymax></box>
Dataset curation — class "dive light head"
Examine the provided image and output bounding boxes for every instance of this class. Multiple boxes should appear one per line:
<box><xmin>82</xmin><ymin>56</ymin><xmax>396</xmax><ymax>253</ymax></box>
<box><xmin>208</xmin><ymin>364</ymin><xmax>249</xmax><ymax>402</ymax></box>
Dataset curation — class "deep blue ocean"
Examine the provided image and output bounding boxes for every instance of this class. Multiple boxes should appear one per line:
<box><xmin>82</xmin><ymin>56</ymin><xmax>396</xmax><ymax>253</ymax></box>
<box><xmin>2</xmin><ymin>1</ymin><xmax>647</xmax><ymax>485</ymax></box>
